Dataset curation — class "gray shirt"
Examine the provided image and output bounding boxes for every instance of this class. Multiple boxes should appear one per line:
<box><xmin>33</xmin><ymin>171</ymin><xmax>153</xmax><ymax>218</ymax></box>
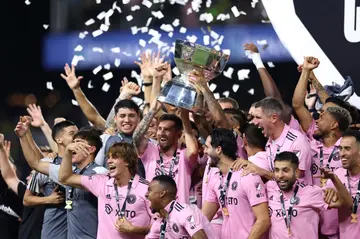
<box><xmin>49</xmin><ymin>162</ymin><xmax>108</xmax><ymax>239</ymax></box>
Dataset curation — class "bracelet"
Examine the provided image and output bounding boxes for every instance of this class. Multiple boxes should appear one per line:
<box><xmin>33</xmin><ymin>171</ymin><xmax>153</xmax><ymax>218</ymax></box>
<box><xmin>143</xmin><ymin>82</ymin><xmax>153</xmax><ymax>87</ymax></box>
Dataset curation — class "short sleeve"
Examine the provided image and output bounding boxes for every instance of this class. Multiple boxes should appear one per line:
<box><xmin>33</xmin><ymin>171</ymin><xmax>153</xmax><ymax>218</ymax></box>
<box><xmin>145</xmin><ymin>220</ymin><xmax>161</xmax><ymax>239</ymax></box>
<box><xmin>205</xmin><ymin>172</ymin><xmax>219</xmax><ymax>204</ymax></box>
<box><xmin>182</xmin><ymin>208</ymin><xmax>205</xmax><ymax>237</ymax></box>
<box><xmin>27</xmin><ymin>171</ymin><xmax>48</xmax><ymax>193</ymax></box>
<box><xmin>242</xmin><ymin>174</ymin><xmax>268</xmax><ymax>207</ymax></box>
<box><xmin>94</xmin><ymin>134</ymin><xmax>110</xmax><ymax>167</ymax></box>
<box><xmin>309</xmin><ymin>186</ymin><xmax>328</xmax><ymax>211</ymax></box>
<box><xmin>48</xmin><ymin>164</ymin><xmax>62</xmax><ymax>185</ymax></box>
<box><xmin>17</xmin><ymin>181</ymin><xmax>27</xmax><ymax>202</ymax></box>
<box><xmin>293</xmin><ymin>136</ymin><xmax>312</xmax><ymax>172</ymax></box>
<box><xmin>81</xmin><ymin>174</ymin><xmax>107</xmax><ymax>197</ymax></box>
<box><xmin>306</xmin><ymin>119</ymin><xmax>316</xmax><ymax>140</ymax></box>
<box><xmin>141</xmin><ymin>141</ymin><xmax>158</xmax><ymax>165</ymax></box>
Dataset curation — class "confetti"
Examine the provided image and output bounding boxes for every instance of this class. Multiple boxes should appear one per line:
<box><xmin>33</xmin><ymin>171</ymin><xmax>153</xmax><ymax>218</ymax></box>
<box><xmin>132</xmin><ymin>97</ymin><xmax>144</xmax><ymax>106</ymax></box>
<box><xmin>179</xmin><ymin>27</ymin><xmax>187</xmax><ymax>33</ymax></box>
<box><xmin>88</xmin><ymin>80</ymin><xmax>94</xmax><ymax>89</ymax></box>
<box><xmin>97</xmin><ymin>11</ymin><xmax>106</xmax><ymax>20</ymax></box>
<box><xmin>213</xmin><ymin>45</ymin><xmax>220</xmax><ymax>51</ymax></box>
<box><xmin>251</xmin><ymin>0</ymin><xmax>259</xmax><ymax>8</ymax></box>
<box><xmin>151</xmin><ymin>11</ymin><xmax>164</xmax><ymax>19</ymax></box>
<box><xmin>168</xmin><ymin>32</ymin><xmax>173</xmax><ymax>38</ymax></box>
<box><xmin>112</xmin><ymin>1</ymin><xmax>122</xmax><ymax>13</ymax></box>
<box><xmin>103</xmin><ymin>72</ymin><xmax>114</xmax><ymax>81</ymax></box>
<box><xmin>102</xmin><ymin>83</ymin><xmax>111</xmax><ymax>92</ymax></box>
<box><xmin>146</xmin><ymin>17</ymin><xmax>152</xmax><ymax>27</ymax></box>
<box><xmin>232</xmin><ymin>84</ymin><xmax>239</xmax><ymax>92</ymax></box>
<box><xmin>72</xmin><ymin>99</ymin><xmax>79</xmax><ymax>106</ymax></box>
<box><xmin>231</xmin><ymin>6</ymin><xmax>240</xmax><ymax>17</ymax></box>
<box><xmin>223</xmin><ymin>67</ymin><xmax>234</xmax><ymax>79</ymax></box>
<box><xmin>106</xmin><ymin>9</ymin><xmax>114</xmax><ymax>18</ymax></box>
<box><xmin>71</xmin><ymin>55</ymin><xmax>85</xmax><ymax>66</ymax></box>
<box><xmin>85</xmin><ymin>18</ymin><xmax>95</xmax><ymax>26</ymax></box>
<box><xmin>214</xmin><ymin>93</ymin><xmax>220</xmax><ymax>99</ymax></box>
<box><xmin>126</xmin><ymin>15</ymin><xmax>133</xmax><ymax>21</ymax></box>
<box><xmin>257</xmin><ymin>40</ymin><xmax>267</xmax><ymax>45</ymax></box>
<box><xmin>186</xmin><ymin>35</ymin><xmax>197</xmax><ymax>43</ymax></box>
<box><xmin>191</xmin><ymin>0</ymin><xmax>201</xmax><ymax>12</ymax></box>
<box><xmin>238</xmin><ymin>69</ymin><xmax>250</xmax><ymax>80</ymax></box>
<box><xmin>199</xmin><ymin>13</ymin><xmax>213</xmax><ymax>23</ymax></box>
<box><xmin>139</xmin><ymin>39</ymin><xmax>147</xmax><ymax>47</ymax></box>
<box><xmin>210</xmin><ymin>30</ymin><xmax>219</xmax><ymax>39</ymax></box>
<box><xmin>203</xmin><ymin>35</ymin><xmax>210</xmax><ymax>45</ymax></box>
<box><xmin>217</xmin><ymin>35</ymin><xmax>224</xmax><ymax>45</ymax></box>
<box><xmin>111</xmin><ymin>47</ymin><xmax>120</xmax><ymax>53</ymax></box>
<box><xmin>92</xmin><ymin>29</ymin><xmax>103</xmax><ymax>37</ymax></box>
<box><xmin>206</xmin><ymin>0</ymin><xmax>212</xmax><ymax>8</ymax></box>
<box><xmin>104</xmin><ymin>64</ymin><xmax>111</xmax><ymax>70</ymax></box>
<box><xmin>122</xmin><ymin>52</ymin><xmax>132</xmax><ymax>57</ymax></box>
<box><xmin>223</xmin><ymin>49</ymin><xmax>231</xmax><ymax>55</ymax></box>
<box><xmin>141</xmin><ymin>27</ymin><xmax>148</xmax><ymax>33</ymax></box>
<box><xmin>136</xmin><ymin>50</ymin><xmax>141</xmax><ymax>56</ymax></box>
<box><xmin>123</xmin><ymin>0</ymin><xmax>130</xmax><ymax>4</ymax></box>
<box><xmin>187</xmin><ymin>8</ymin><xmax>192</xmax><ymax>15</ymax></box>
<box><xmin>131</xmin><ymin>5</ymin><xmax>140</xmax><ymax>11</ymax></box>
<box><xmin>25</xmin><ymin>0</ymin><xmax>31</xmax><ymax>5</ymax></box>
<box><xmin>267</xmin><ymin>62</ymin><xmax>275</xmax><ymax>68</ymax></box>
<box><xmin>93</xmin><ymin>65</ymin><xmax>102</xmax><ymax>75</ymax></box>
<box><xmin>100</xmin><ymin>24</ymin><xmax>109</xmax><ymax>32</ymax></box>
<box><xmin>74</xmin><ymin>45</ymin><xmax>83</xmax><ymax>52</ymax></box>
<box><xmin>142</xmin><ymin>0</ymin><xmax>152</xmax><ymax>8</ymax></box>
<box><xmin>131</xmin><ymin>26</ymin><xmax>138</xmax><ymax>35</ymax></box>
<box><xmin>46</xmin><ymin>82</ymin><xmax>53</xmax><ymax>90</ymax></box>
<box><xmin>160</xmin><ymin>24</ymin><xmax>174</xmax><ymax>32</ymax></box>
<box><xmin>209</xmin><ymin>83</ymin><xmax>217</xmax><ymax>92</ymax></box>
<box><xmin>172</xmin><ymin>19</ymin><xmax>180</xmax><ymax>27</ymax></box>
<box><xmin>79</xmin><ymin>31</ymin><xmax>88</xmax><ymax>39</ymax></box>
<box><xmin>114</xmin><ymin>58</ymin><xmax>121</xmax><ymax>67</ymax></box>
<box><xmin>216</xmin><ymin>13</ymin><xmax>230</xmax><ymax>21</ymax></box>
<box><xmin>92</xmin><ymin>47</ymin><xmax>104</xmax><ymax>53</ymax></box>
<box><xmin>43</xmin><ymin>24</ymin><xmax>49</xmax><ymax>30</ymax></box>
<box><xmin>248</xmin><ymin>88</ymin><xmax>255</xmax><ymax>95</ymax></box>
<box><xmin>172</xmin><ymin>67</ymin><xmax>180</xmax><ymax>76</ymax></box>
<box><xmin>261</xmin><ymin>20</ymin><xmax>271</xmax><ymax>24</ymax></box>
<box><xmin>96</xmin><ymin>0</ymin><xmax>101</xmax><ymax>3</ymax></box>
<box><xmin>222</xmin><ymin>91</ymin><xmax>230</xmax><ymax>97</ymax></box>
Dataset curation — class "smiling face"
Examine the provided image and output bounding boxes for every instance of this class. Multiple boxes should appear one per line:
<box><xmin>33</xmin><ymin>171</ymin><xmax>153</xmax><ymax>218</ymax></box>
<box><xmin>114</xmin><ymin>108</ymin><xmax>140</xmax><ymax>135</ymax></box>
<box><xmin>204</xmin><ymin>136</ymin><xmax>221</xmax><ymax>165</ymax></box>
<box><xmin>107</xmin><ymin>154</ymin><xmax>129</xmax><ymax>178</ymax></box>
<box><xmin>145</xmin><ymin>180</ymin><xmax>164</xmax><ymax>213</ymax></box>
<box><xmin>313</xmin><ymin>103</ymin><xmax>338</xmax><ymax>139</ymax></box>
<box><xmin>274</xmin><ymin>160</ymin><xmax>298</xmax><ymax>191</ymax></box>
<box><xmin>339</xmin><ymin>136</ymin><xmax>360</xmax><ymax>170</ymax></box>
<box><xmin>252</xmin><ymin>107</ymin><xmax>276</xmax><ymax>138</ymax></box>
<box><xmin>156</xmin><ymin>120</ymin><xmax>181</xmax><ymax>151</ymax></box>
<box><xmin>55</xmin><ymin>125</ymin><xmax>78</xmax><ymax>147</ymax></box>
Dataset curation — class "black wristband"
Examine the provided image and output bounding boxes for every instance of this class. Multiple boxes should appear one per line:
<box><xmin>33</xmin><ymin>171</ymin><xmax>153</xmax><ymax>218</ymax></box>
<box><xmin>143</xmin><ymin>82</ymin><xmax>153</xmax><ymax>87</ymax></box>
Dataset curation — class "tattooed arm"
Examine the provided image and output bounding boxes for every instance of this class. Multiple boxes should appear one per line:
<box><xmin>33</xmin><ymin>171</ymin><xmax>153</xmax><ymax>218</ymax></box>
<box><xmin>309</xmin><ymin>72</ymin><xmax>329</xmax><ymax>104</ymax></box>
<box><xmin>133</xmin><ymin>101</ymin><xmax>161</xmax><ymax>155</ymax></box>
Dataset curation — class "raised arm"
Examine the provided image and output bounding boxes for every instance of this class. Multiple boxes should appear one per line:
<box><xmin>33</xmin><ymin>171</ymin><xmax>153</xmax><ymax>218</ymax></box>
<box><xmin>0</xmin><ymin>136</ymin><xmax>20</xmax><ymax>194</ymax></box>
<box><xmin>58</xmin><ymin>142</ymin><xmax>88</xmax><ymax>189</ymax></box>
<box><xmin>292</xmin><ymin>57</ymin><xmax>319</xmax><ymax>132</ymax></box>
<box><xmin>178</xmin><ymin>109</ymin><xmax>198</xmax><ymax>164</ymax></box>
<box><xmin>244</xmin><ymin>43</ymin><xmax>291</xmax><ymax>124</ymax></box>
<box><xmin>133</xmin><ymin>100</ymin><xmax>162</xmax><ymax>155</ymax></box>
<box><xmin>27</xmin><ymin>104</ymin><xmax>58</xmax><ymax>152</ymax></box>
<box><xmin>15</xmin><ymin>117</ymin><xmax>50</xmax><ymax>175</ymax></box>
<box><xmin>309</xmin><ymin>72</ymin><xmax>329</xmax><ymax>104</ymax></box>
<box><xmin>61</xmin><ymin>63</ymin><xmax>106</xmax><ymax>127</ymax></box>
<box><xmin>189</xmin><ymin>70</ymin><xmax>230</xmax><ymax>129</ymax></box>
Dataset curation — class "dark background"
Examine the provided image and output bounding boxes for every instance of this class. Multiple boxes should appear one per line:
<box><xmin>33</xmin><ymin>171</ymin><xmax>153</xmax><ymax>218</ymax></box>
<box><xmin>3</xmin><ymin>0</ymin><xmax>299</xmax><ymax>179</ymax></box>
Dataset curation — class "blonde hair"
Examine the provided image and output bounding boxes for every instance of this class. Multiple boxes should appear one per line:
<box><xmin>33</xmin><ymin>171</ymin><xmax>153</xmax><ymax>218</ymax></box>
<box><xmin>107</xmin><ymin>142</ymin><xmax>138</xmax><ymax>176</ymax></box>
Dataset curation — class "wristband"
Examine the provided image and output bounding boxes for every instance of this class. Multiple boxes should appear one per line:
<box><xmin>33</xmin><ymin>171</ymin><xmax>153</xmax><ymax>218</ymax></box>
<box><xmin>251</xmin><ymin>53</ymin><xmax>265</xmax><ymax>69</ymax></box>
<box><xmin>143</xmin><ymin>82</ymin><xmax>153</xmax><ymax>87</ymax></box>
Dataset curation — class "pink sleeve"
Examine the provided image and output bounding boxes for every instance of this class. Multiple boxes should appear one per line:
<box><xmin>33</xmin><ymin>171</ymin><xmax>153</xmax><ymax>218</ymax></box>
<box><xmin>293</xmin><ymin>137</ymin><xmax>312</xmax><ymax>172</ymax></box>
<box><xmin>205</xmin><ymin>174</ymin><xmax>219</xmax><ymax>204</ymax></box>
<box><xmin>306</xmin><ymin>119</ymin><xmax>316</xmax><ymax>140</ymax></box>
<box><xmin>242</xmin><ymin>174</ymin><xmax>268</xmax><ymax>207</ymax></box>
<box><xmin>289</xmin><ymin>116</ymin><xmax>302</xmax><ymax>132</ymax></box>
<box><xmin>310</xmin><ymin>186</ymin><xmax>328</xmax><ymax>211</ymax></box>
<box><xmin>141</xmin><ymin>141</ymin><xmax>158</xmax><ymax>165</ymax></box>
<box><xmin>182</xmin><ymin>208</ymin><xmax>205</xmax><ymax>237</ymax></box>
<box><xmin>81</xmin><ymin>174</ymin><xmax>106</xmax><ymax>197</ymax></box>
<box><xmin>145</xmin><ymin>220</ymin><xmax>160</xmax><ymax>239</ymax></box>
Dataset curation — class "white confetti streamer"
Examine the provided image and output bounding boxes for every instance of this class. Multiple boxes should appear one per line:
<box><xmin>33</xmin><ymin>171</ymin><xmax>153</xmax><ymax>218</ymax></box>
<box><xmin>131</xmin><ymin>5</ymin><xmax>140</xmax><ymax>11</ymax></box>
<box><xmin>238</xmin><ymin>69</ymin><xmax>250</xmax><ymax>80</ymax></box>
<box><xmin>114</xmin><ymin>58</ymin><xmax>121</xmax><ymax>67</ymax></box>
<box><xmin>46</xmin><ymin>82</ymin><xmax>53</xmax><ymax>90</ymax></box>
<box><xmin>146</xmin><ymin>17</ymin><xmax>152</xmax><ymax>27</ymax></box>
<box><xmin>72</xmin><ymin>99</ymin><xmax>79</xmax><ymax>106</ymax></box>
<box><xmin>248</xmin><ymin>88</ymin><xmax>254</xmax><ymax>95</ymax></box>
<box><xmin>88</xmin><ymin>80</ymin><xmax>94</xmax><ymax>89</ymax></box>
<box><xmin>126</xmin><ymin>15</ymin><xmax>133</xmax><ymax>21</ymax></box>
<box><xmin>79</xmin><ymin>31</ymin><xmax>88</xmax><ymax>39</ymax></box>
<box><xmin>97</xmin><ymin>11</ymin><xmax>106</xmax><ymax>20</ymax></box>
<box><xmin>93</xmin><ymin>65</ymin><xmax>102</xmax><ymax>75</ymax></box>
<box><xmin>223</xmin><ymin>49</ymin><xmax>231</xmax><ymax>55</ymax></box>
<box><xmin>25</xmin><ymin>0</ymin><xmax>31</xmax><ymax>5</ymax></box>
<box><xmin>203</xmin><ymin>35</ymin><xmax>210</xmax><ymax>45</ymax></box>
<box><xmin>100</xmin><ymin>24</ymin><xmax>109</xmax><ymax>32</ymax></box>
<box><xmin>102</xmin><ymin>83</ymin><xmax>110</xmax><ymax>92</ymax></box>
<box><xmin>179</xmin><ymin>27</ymin><xmax>187</xmax><ymax>33</ymax></box>
<box><xmin>151</xmin><ymin>11</ymin><xmax>164</xmax><ymax>19</ymax></box>
<box><xmin>231</xmin><ymin>6</ymin><xmax>240</xmax><ymax>17</ymax></box>
<box><xmin>214</xmin><ymin>93</ymin><xmax>220</xmax><ymax>99</ymax></box>
<box><xmin>74</xmin><ymin>45</ymin><xmax>83</xmax><ymax>52</ymax></box>
<box><xmin>172</xmin><ymin>67</ymin><xmax>180</xmax><ymax>76</ymax></box>
<box><xmin>92</xmin><ymin>30</ymin><xmax>103</xmax><ymax>37</ymax></box>
<box><xmin>103</xmin><ymin>72</ymin><xmax>114</xmax><ymax>81</ymax></box>
<box><xmin>232</xmin><ymin>84</ymin><xmax>239</xmax><ymax>92</ymax></box>
<box><xmin>111</xmin><ymin>47</ymin><xmax>121</xmax><ymax>53</ymax></box>
<box><xmin>43</xmin><ymin>24</ymin><xmax>49</xmax><ymax>30</ymax></box>
<box><xmin>222</xmin><ymin>91</ymin><xmax>230</xmax><ymax>97</ymax></box>
<box><xmin>223</xmin><ymin>67</ymin><xmax>234</xmax><ymax>79</ymax></box>
<box><xmin>104</xmin><ymin>64</ymin><xmax>111</xmax><ymax>70</ymax></box>
<box><xmin>142</xmin><ymin>0</ymin><xmax>152</xmax><ymax>8</ymax></box>
<box><xmin>139</xmin><ymin>39</ymin><xmax>147</xmax><ymax>47</ymax></box>
<box><xmin>92</xmin><ymin>47</ymin><xmax>104</xmax><ymax>53</ymax></box>
<box><xmin>71</xmin><ymin>55</ymin><xmax>85</xmax><ymax>66</ymax></box>
<box><xmin>85</xmin><ymin>18</ymin><xmax>95</xmax><ymax>26</ymax></box>
<box><xmin>209</xmin><ymin>83</ymin><xmax>217</xmax><ymax>92</ymax></box>
<box><xmin>267</xmin><ymin>62</ymin><xmax>275</xmax><ymax>68</ymax></box>
<box><xmin>172</xmin><ymin>19</ymin><xmax>180</xmax><ymax>27</ymax></box>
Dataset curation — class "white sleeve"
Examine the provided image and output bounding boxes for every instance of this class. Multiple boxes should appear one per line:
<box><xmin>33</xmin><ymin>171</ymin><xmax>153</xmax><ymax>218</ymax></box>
<box><xmin>93</xmin><ymin>166</ymin><xmax>109</xmax><ymax>175</ymax></box>
<box><xmin>94</xmin><ymin>134</ymin><xmax>110</xmax><ymax>167</ymax></box>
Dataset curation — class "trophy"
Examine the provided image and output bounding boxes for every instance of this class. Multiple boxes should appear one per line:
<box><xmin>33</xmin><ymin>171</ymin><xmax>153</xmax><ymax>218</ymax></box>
<box><xmin>157</xmin><ymin>39</ymin><xmax>230</xmax><ymax>115</ymax></box>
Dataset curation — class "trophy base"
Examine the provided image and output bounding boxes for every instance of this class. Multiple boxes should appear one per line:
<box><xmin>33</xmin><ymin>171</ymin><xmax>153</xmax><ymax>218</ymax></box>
<box><xmin>157</xmin><ymin>80</ymin><xmax>205</xmax><ymax>116</ymax></box>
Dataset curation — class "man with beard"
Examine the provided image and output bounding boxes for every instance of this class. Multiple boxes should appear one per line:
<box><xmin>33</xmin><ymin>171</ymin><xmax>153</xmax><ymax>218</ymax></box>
<box><xmin>59</xmin><ymin>142</ymin><xmax>152</xmax><ymax>239</ymax></box>
<box><xmin>133</xmin><ymin>101</ymin><xmax>199</xmax><ymax>203</ymax></box>
<box><xmin>325</xmin><ymin>129</ymin><xmax>360</xmax><ymax>238</ymax></box>
<box><xmin>145</xmin><ymin>175</ymin><xmax>215</xmax><ymax>239</ymax></box>
<box><xmin>252</xmin><ymin>97</ymin><xmax>313</xmax><ymax>185</ymax></box>
<box><xmin>202</xmin><ymin>128</ymin><xmax>270</xmax><ymax>239</ymax></box>
<box><xmin>267</xmin><ymin>151</ymin><xmax>352</xmax><ymax>239</ymax></box>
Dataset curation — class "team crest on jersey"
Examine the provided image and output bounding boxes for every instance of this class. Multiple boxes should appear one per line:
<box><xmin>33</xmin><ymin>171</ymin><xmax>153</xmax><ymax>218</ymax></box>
<box><xmin>105</xmin><ymin>204</ymin><xmax>113</xmax><ymax>214</ymax></box>
<box><xmin>290</xmin><ymin>196</ymin><xmax>300</xmax><ymax>205</ymax></box>
<box><xmin>172</xmin><ymin>223</ymin><xmax>179</xmax><ymax>233</ymax></box>
<box><xmin>126</xmin><ymin>194</ymin><xmax>137</xmax><ymax>204</ymax></box>
<box><xmin>187</xmin><ymin>215</ymin><xmax>197</xmax><ymax>229</ymax></box>
<box><xmin>231</xmin><ymin>181</ymin><xmax>238</xmax><ymax>191</ymax></box>
<box><xmin>254</xmin><ymin>182</ymin><xmax>261</xmax><ymax>191</ymax></box>
<box><xmin>311</xmin><ymin>163</ymin><xmax>319</xmax><ymax>175</ymax></box>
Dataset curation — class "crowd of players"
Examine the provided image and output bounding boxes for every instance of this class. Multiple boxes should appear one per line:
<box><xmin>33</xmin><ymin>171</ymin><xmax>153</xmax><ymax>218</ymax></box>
<box><xmin>1</xmin><ymin>43</ymin><xmax>360</xmax><ymax>239</ymax></box>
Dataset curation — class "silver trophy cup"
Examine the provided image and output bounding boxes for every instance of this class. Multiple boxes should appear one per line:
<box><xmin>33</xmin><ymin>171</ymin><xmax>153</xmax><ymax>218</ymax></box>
<box><xmin>157</xmin><ymin>39</ymin><xmax>230</xmax><ymax>115</ymax></box>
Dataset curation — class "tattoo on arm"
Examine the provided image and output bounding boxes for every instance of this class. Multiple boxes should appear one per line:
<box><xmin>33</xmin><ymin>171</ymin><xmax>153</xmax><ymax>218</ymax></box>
<box><xmin>312</xmin><ymin>78</ymin><xmax>329</xmax><ymax>104</ymax></box>
<box><xmin>133</xmin><ymin>109</ymin><xmax>157</xmax><ymax>148</ymax></box>
<box><xmin>105</xmin><ymin>98</ymin><xmax>121</xmax><ymax>128</ymax></box>
<box><xmin>202</xmin><ymin>88</ymin><xmax>230</xmax><ymax>129</ymax></box>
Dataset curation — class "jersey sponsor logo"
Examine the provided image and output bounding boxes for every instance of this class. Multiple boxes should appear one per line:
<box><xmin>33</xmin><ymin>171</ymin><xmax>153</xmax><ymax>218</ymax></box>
<box><xmin>105</xmin><ymin>204</ymin><xmax>113</xmax><ymax>214</ymax></box>
<box><xmin>106</xmin><ymin>194</ymin><xmax>111</xmax><ymax>199</ymax></box>
<box><xmin>226</xmin><ymin>196</ymin><xmax>238</xmax><ymax>205</ymax></box>
<box><xmin>275</xmin><ymin>208</ymin><xmax>298</xmax><ymax>218</ymax></box>
<box><xmin>127</xmin><ymin>194</ymin><xmax>137</xmax><ymax>204</ymax></box>
<box><xmin>255</xmin><ymin>182</ymin><xmax>264</xmax><ymax>198</ymax></box>
<box><xmin>186</xmin><ymin>215</ymin><xmax>196</xmax><ymax>230</ymax></box>
<box><xmin>231</xmin><ymin>181</ymin><xmax>238</xmax><ymax>191</ymax></box>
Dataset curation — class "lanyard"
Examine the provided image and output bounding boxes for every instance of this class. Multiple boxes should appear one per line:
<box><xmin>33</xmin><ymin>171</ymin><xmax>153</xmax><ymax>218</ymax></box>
<box><xmin>268</xmin><ymin>145</ymin><xmax>281</xmax><ymax>171</ymax></box>
<box><xmin>279</xmin><ymin>183</ymin><xmax>299</xmax><ymax>235</ymax></box>
<box><xmin>159</xmin><ymin>149</ymin><xmax>178</xmax><ymax>177</ymax></box>
<box><xmin>159</xmin><ymin>201</ymin><xmax>175</xmax><ymax>239</ymax></box>
<box><xmin>219</xmin><ymin>169</ymin><xmax>233</xmax><ymax>209</ymax></box>
<box><xmin>114</xmin><ymin>176</ymin><xmax>134</xmax><ymax>218</ymax></box>
<box><xmin>319</xmin><ymin>146</ymin><xmax>338</xmax><ymax>168</ymax></box>
<box><xmin>346</xmin><ymin>171</ymin><xmax>360</xmax><ymax>217</ymax></box>
<box><xmin>67</xmin><ymin>162</ymin><xmax>94</xmax><ymax>200</ymax></box>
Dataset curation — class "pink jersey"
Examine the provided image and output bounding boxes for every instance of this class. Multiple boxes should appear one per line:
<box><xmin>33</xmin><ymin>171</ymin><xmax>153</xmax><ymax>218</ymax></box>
<box><xmin>305</xmin><ymin>119</ymin><xmax>317</xmax><ymax>141</ymax></box>
<box><xmin>236</xmin><ymin>135</ymin><xmax>248</xmax><ymax>159</ymax></box>
<box><xmin>141</xmin><ymin>142</ymin><xmax>196</xmax><ymax>203</ymax></box>
<box><xmin>326</xmin><ymin>168</ymin><xmax>360</xmax><ymax>239</ymax></box>
<box><xmin>81</xmin><ymin>174</ymin><xmax>152</xmax><ymax>239</ymax></box>
<box><xmin>288</xmin><ymin>115</ymin><xmax>303</xmax><ymax>133</ymax></box>
<box><xmin>206</xmin><ymin>169</ymin><xmax>268</xmax><ymax>239</ymax></box>
<box><xmin>248</xmin><ymin>151</ymin><xmax>271</xmax><ymax>171</ymax></box>
<box><xmin>145</xmin><ymin>200</ymin><xmax>217</xmax><ymax>239</ymax></box>
<box><xmin>266</xmin><ymin>124</ymin><xmax>313</xmax><ymax>185</ymax></box>
<box><xmin>266</xmin><ymin>180</ymin><xmax>328</xmax><ymax>239</ymax></box>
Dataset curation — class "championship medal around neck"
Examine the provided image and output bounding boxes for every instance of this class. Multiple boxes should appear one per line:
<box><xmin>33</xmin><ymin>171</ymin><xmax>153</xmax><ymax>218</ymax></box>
<box><xmin>65</xmin><ymin>200</ymin><xmax>73</xmax><ymax>210</ymax></box>
<box><xmin>320</xmin><ymin>178</ymin><xmax>328</xmax><ymax>188</ymax></box>
<box><xmin>351</xmin><ymin>213</ymin><xmax>358</xmax><ymax>223</ymax></box>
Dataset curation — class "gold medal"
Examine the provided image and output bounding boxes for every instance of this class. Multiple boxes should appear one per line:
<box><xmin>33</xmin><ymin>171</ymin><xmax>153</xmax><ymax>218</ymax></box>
<box><xmin>65</xmin><ymin>200</ymin><xmax>73</xmax><ymax>210</ymax></box>
<box><xmin>205</xmin><ymin>175</ymin><xmax>208</xmax><ymax>184</ymax></box>
<box><xmin>287</xmin><ymin>227</ymin><xmax>292</xmax><ymax>237</ymax></box>
<box><xmin>222</xmin><ymin>207</ymin><xmax>229</xmax><ymax>216</ymax></box>
<box><xmin>119</xmin><ymin>217</ymin><xmax>125</xmax><ymax>223</ymax></box>
<box><xmin>320</xmin><ymin>178</ymin><xmax>328</xmax><ymax>188</ymax></box>
<box><xmin>351</xmin><ymin>213</ymin><xmax>358</xmax><ymax>223</ymax></box>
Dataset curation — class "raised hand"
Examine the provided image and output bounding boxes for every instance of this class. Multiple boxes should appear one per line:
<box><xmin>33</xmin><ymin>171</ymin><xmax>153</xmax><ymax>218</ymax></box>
<box><xmin>121</xmin><ymin>77</ymin><xmax>141</xmax><ymax>96</ymax></box>
<box><xmin>14</xmin><ymin>116</ymin><xmax>31</xmax><ymax>138</ymax></box>
<box><xmin>303</xmin><ymin>57</ymin><xmax>320</xmax><ymax>71</ymax></box>
<box><xmin>188</xmin><ymin>69</ymin><xmax>207</xmax><ymax>90</ymax></box>
<box><xmin>27</xmin><ymin>104</ymin><xmax>45</xmax><ymax>127</ymax></box>
<box><xmin>134</xmin><ymin>52</ymin><xmax>155</xmax><ymax>80</ymax></box>
<box><xmin>305</xmin><ymin>84</ymin><xmax>317</xmax><ymax>110</ymax></box>
<box><xmin>244</xmin><ymin>43</ymin><xmax>259</xmax><ymax>53</ymax></box>
<box><xmin>153</xmin><ymin>62</ymin><xmax>169</xmax><ymax>81</ymax></box>
<box><xmin>66</xmin><ymin>142</ymin><xmax>91</xmax><ymax>158</ymax></box>
<box><xmin>60</xmin><ymin>63</ymin><xmax>83</xmax><ymax>90</ymax></box>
